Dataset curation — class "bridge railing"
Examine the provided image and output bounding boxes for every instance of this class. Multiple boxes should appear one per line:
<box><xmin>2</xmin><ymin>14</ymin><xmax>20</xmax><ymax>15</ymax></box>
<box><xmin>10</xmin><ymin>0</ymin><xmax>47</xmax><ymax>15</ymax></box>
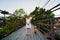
<box><xmin>32</xmin><ymin>19</ymin><xmax>58</xmax><ymax>40</ymax></box>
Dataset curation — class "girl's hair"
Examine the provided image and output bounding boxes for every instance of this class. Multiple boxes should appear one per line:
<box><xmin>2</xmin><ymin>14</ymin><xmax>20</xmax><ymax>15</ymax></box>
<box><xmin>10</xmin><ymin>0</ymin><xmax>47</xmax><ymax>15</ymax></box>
<box><xmin>27</xmin><ymin>15</ymin><xmax>30</xmax><ymax>18</ymax></box>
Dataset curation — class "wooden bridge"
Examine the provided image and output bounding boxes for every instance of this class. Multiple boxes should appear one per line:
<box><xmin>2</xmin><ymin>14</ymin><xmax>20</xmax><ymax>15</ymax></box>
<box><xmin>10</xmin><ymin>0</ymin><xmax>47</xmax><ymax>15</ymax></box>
<box><xmin>2</xmin><ymin>25</ymin><xmax>47</xmax><ymax>40</ymax></box>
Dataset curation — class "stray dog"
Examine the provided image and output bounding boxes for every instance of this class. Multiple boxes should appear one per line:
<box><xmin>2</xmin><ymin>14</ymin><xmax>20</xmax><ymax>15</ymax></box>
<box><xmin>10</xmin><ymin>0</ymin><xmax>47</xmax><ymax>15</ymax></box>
<box><xmin>34</xmin><ymin>26</ymin><xmax>38</xmax><ymax>34</ymax></box>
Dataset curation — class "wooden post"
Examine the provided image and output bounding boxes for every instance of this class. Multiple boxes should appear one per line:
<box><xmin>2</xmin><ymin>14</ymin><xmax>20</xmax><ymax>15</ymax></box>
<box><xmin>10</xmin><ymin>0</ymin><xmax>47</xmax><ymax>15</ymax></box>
<box><xmin>50</xmin><ymin>19</ymin><xmax>55</xmax><ymax>40</ymax></box>
<box><xmin>46</xmin><ymin>20</ymin><xmax>49</xmax><ymax>28</ymax></box>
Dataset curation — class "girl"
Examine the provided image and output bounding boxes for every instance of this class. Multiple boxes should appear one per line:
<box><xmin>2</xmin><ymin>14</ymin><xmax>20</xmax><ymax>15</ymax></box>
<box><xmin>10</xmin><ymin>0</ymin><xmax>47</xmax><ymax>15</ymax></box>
<box><xmin>26</xmin><ymin>16</ymin><xmax>31</xmax><ymax>35</ymax></box>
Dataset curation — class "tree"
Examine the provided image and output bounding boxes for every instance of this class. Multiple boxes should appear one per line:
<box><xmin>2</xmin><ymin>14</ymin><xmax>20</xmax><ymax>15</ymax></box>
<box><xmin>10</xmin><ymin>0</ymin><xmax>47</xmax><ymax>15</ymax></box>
<box><xmin>30</xmin><ymin>7</ymin><xmax>55</xmax><ymax>23</ymax></box>
<box><xmin>13</xmin><ymin>8</ymin><xmax>26</xmax><ymax>17</ymax></box>
<box><xmin>30</xmin><ymin>7</ymin><xmax>55</xmax><ymax>34</ymax></box>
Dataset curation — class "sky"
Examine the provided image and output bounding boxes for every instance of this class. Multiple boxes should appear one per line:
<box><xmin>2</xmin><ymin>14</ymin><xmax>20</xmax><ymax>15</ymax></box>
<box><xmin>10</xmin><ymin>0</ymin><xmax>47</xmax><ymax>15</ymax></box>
<box><xmin>0</xmin><ymin>0</ymin><xmax>60</xmax><ymax>17</ymax></box>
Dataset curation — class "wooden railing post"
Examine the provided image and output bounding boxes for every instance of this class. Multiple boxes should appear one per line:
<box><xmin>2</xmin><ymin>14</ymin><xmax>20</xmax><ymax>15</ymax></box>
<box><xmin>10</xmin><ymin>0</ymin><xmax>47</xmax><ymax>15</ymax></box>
<box><xmin>50</xmin><ymin>19</ymin><xmax>55</xmax><ymax>40</ymax></box>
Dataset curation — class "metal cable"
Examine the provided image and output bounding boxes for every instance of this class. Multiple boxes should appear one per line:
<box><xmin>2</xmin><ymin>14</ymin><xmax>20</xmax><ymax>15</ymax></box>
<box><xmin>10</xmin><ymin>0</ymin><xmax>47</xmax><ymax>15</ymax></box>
<box><xmin>42</xmin><ymin>0</ymin><xmax>51</xmax><ymax>8</ymax></box>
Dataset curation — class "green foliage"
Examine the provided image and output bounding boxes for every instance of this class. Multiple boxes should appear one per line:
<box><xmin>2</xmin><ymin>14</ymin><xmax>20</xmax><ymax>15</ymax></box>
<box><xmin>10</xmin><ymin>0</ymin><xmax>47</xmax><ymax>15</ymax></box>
<box><xmin>30</xmin><ymin>6</ymin><xmax>55</xmax><ymax>36</ymax></box>
<box><xmin>30</xmin><ymin>7</ymin><xmax>55</xmax><ymax>23</ymax></box>
<box><xmin>0</xmin><ymin>14</ymin><xmax>26</xmax><ymax>39</ymax></box>
<box><xmin>55</xmin><ymin>33</ymin><xmax>60</xmax><ymax>40</ymax></box>
<box><xmin>0</xmin><ymin>8</ymin><xmax>26</xmax><ymax>40</ymax></box>
<box><xmin>13</xmin><ymin>8</ymin><xmax>26</xmax><ymax>17</ymax></box>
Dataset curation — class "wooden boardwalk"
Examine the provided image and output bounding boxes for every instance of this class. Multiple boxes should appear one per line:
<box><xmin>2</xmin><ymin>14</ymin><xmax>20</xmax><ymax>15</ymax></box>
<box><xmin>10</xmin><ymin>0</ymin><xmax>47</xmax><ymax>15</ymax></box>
<box><xmin>2</xmin><ymin>25</ymin><xmax>47</xmax><ymax>40</ymax></box>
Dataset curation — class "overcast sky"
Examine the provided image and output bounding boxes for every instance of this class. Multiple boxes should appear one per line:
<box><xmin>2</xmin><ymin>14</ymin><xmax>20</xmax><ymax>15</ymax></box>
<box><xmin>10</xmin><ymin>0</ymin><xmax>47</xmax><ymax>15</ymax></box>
<box><xmin>0</xmin><ymin>0</ymin><xmax>60</xmax><ymax>17</ymax></box>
